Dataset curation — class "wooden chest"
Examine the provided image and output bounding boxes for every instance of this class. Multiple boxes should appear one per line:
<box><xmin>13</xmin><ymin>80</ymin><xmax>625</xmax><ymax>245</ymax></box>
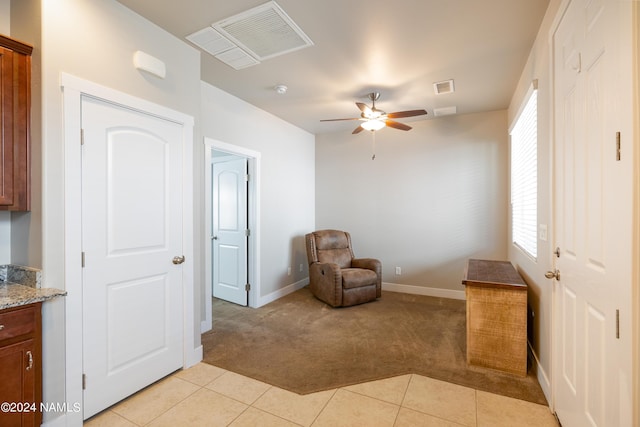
<box><xmin>462</xmin><ymin>259</ymin><xmax>527</xmax><ymax>376</ymax></box>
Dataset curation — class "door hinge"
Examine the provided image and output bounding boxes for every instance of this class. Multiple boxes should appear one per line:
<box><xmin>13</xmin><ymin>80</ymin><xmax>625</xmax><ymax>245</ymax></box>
<box><xmin>245</xmin><ymin>229</ymin><xmax>250</xmax><ymax>237</ymax></box>
<box><xmin>81</xmin><ymin>252</ymin><xmax>85</xmax><ymax>268</ymax></box>
<box><xmin>245</xmin><ymin>283</ymin><xmax>251</xmax><ymax>292</ymax></box>
<box><xmin>616</xmin><ymin>309</ymin><xmax>620</xmax><ymax>339</ymax></box>
<box><xmin>245</xmin><ymin>174</ymin><xmax>250</xmax><ymax>182</ymax></box>
<box><xmin>82</xmin><ymin>374</ymin><xmax>86</xmax><ymax>390</ymax></box>
<box><xmin>81</xmin><ymin>128</ymin><xmax>85</xmax><ymax>146</ymax></box>
<box><xmin>616</xmin><ymin>132</ymin><xmax>621</xmax><ymax>161</ymax></box>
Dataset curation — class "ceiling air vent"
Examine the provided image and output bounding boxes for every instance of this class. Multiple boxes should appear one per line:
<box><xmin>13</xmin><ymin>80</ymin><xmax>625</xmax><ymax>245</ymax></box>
<box><xmin>187</xmin><ymin>1</ymin><xmax>313</xmax><ymax>70</ymax></box>
<box><xmin>186</xmin><ymin>27</ymin><xmax>235</xmax><ymax>57</ymax></box>
<box><xmin>433</xmin><ymin>79</ymin><xmax>455</xmax><ymax>95</ymax></box>
<box><xmin>433</xmin><ymin>106</ymin><xmax>457</xmax><ymax>117</ymax></box>
<box><xmin>213</xmin><ymin>1</ymin><xmax>314</xmax><ymax>61</ymax></box>
<box><xmin>186</xmin><ymin>26</ymin><xmax>259</xmax><ymax>70</ymax></box>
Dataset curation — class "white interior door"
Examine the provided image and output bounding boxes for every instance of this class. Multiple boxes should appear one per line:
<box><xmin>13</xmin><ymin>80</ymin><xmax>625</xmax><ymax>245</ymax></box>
<box><xmin>81</xmin><ymin>96</ymin><xmax>184</xmax><ymax>418</ymax></box>
<box><xmin>552</xmin><ymin>0</ymin><xmax>632</xmax><ymax>425</ymax></box>
<box><xmin>212</xmin><ymin>157</ymin><xmax>248</xmax><ymax>306</ymax></box>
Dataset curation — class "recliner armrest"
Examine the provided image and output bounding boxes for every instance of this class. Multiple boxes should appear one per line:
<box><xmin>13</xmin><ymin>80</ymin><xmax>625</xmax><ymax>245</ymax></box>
<box><xmin>352</xmin><ymin>258</ymin><xmax>381</xmax><ymax>274</ymax></box>
<box><xmin>352</xmin><ymin>258</ymin><xmax>382</xmax><ymax>298</ymax></box>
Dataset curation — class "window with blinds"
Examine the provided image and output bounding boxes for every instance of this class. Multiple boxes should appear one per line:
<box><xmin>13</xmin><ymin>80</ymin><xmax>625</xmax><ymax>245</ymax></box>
<box><xmin>510</xmin><ymin>85</ymin><xmax>538</xmax><ymax>259</ymax></box>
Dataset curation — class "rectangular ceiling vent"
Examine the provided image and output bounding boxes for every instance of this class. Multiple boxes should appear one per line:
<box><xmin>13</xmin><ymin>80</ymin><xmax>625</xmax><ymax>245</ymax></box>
<box><xmin>213</xmin><ymin>1</ymin><xmax>314</xmax><ymax>61</ymax></box>
<box><xmin>434</xmin><ymin>79</ymin><xmax>455</xmax><ymax>95</ymax></box>
<box><xmin>186</xmin><ymin>27</ymin><xmax>235</xmax><ymax>57</ymax></box>
<box><xmin>186</xmin><ymin>26</ymin><xmax>259</xmax><ymax>69</ymax></box>
<box><xmin>433</xmin><ymin>106</ymin><xmax>457</xmax><ymax>117</ymax></box>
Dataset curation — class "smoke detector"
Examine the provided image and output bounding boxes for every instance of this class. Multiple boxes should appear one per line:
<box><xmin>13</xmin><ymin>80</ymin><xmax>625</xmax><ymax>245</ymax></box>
<box><xmin>274</xmin><ymin>84</ymin><xmax>288</xmax><ymax>94</ymax></box>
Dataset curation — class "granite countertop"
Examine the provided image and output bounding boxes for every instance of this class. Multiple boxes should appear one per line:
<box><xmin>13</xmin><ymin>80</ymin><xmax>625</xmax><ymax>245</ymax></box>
<box><xmin>0</xmin><ymin>264</ymin><xmax>67</xmax><ymax>310</ymax></box>
<box><xmin>0</xmin><ymin>282</ymin><xmax>67</xmax><ymax>310</ymax></box>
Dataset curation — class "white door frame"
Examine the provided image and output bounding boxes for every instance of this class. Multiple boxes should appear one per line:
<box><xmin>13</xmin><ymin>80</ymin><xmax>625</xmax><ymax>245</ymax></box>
<box><xmin>61</xmin><ymin>73</ymin><xmax>199</xmax><ymax>426</ymax></box>
<box><xmin>211</xmin><ymin>155</ymin><xmax>248</xmax><ymax>306</ymax></box>
<box><xmin>202</xmin><ymin>138</ymin><xmax>261</xmax><ymax>331</ymax></box>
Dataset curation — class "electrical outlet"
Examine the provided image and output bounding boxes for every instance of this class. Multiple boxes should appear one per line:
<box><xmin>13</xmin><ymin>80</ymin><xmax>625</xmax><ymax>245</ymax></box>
<box><xmin>287</xmin><ymin>267</ymin><xmax>291</xmax><ymax>276</ymax></box>
<box><xmin>299</xmin><ymin>264</ymin><xmax>303</xmax><ymax>272</ymax></box>
<box><xmin>395</xmin><ymin>267</ymin><xmax>402</xmax><ymax>275</ymax></box>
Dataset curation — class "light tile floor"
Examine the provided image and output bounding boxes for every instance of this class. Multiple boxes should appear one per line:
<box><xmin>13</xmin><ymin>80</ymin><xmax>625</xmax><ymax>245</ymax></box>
<box><xmin>84</xmin><ymin>363</ymin><xmax>559</xmax><ymax>427</ymax></box>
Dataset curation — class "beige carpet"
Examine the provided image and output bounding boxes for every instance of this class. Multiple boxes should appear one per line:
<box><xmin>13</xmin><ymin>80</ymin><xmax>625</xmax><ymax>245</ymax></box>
<box><xmin>202</xmin><ymin>287</ymin><xmax>547</xmax><ymax>405</ymax></box>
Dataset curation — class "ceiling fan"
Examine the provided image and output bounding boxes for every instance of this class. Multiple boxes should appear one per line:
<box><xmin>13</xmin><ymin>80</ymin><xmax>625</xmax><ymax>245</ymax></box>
<box><xmin>321</xmin><ymin>92</ymin><xmax>428</xmax><ymax>134</ymax></box>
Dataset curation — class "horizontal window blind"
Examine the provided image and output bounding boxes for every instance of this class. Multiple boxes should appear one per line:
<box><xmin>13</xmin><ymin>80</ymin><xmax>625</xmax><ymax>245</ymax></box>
<box><xmin>510</xmin><ymin>88</ymin><xmax>538</xmax><ymax>259</ymax></box>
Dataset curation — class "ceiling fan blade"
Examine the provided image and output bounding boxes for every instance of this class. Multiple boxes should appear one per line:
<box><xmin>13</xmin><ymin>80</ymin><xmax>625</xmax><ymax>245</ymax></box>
<box><xmin>320</xmin><ymin>117</ymin><xmax>360</xmax><ymax>122</ymax></box>
<box><xmin>356</xmin><ymin>102</ymin><xmax>372</xmax><ymax>116</ymax></box>
<box><xmin>386</xmin><ymin>109</ymin><xmax>428</xmax><ymax>119</ymax></box>
<box><xmin>352</xmin><ymin>125</ymin><xmax>365</xmax><ymax>134</ymax></box>
<box><xmin>385</xmin><ymin>119</ymin><xmax>412</xmax><ymax>131</ymax></box>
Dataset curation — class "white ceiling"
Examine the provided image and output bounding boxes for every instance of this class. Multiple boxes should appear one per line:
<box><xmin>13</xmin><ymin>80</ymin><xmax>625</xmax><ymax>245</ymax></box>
<box><xmin>117</xmin><ymin>0</ymin><xmax>549</xmax><ymax>135</ymax></box>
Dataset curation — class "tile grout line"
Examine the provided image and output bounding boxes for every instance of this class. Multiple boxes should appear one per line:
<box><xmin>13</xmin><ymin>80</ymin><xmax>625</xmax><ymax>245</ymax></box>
<box><xmin>225</xmin><ymin>384</ymin><xmax>276</xmax><ymax>425</ymax></box>
<box><xmin>88</xmin><ymin>365</ymin><xmax>554</xmax><ymax>426</ymax></box>
<box><xmin>308</xmin><ymin>387</ymin><xmax>339</xmax><ymax>427</ymax></box>
<box><xmin>475</xmin><ymin>389</ymin><xmax>478</xmax><ymax>427</ymax></box>
<box><xmin>141</xmin><ymin>378</ymin><xmax>204</xmax><ymax>426</ymax></box>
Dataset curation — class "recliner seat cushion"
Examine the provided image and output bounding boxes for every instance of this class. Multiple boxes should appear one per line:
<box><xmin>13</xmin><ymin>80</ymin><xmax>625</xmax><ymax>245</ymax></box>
<box><xmin>341</xmin><ymin>268</ymin><xmax>377</xmax><ymax>289</ymax></box>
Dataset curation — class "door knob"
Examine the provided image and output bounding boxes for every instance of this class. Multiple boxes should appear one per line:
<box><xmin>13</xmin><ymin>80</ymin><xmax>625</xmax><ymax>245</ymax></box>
<box><xmin>172</xmin><ymin>255</ymin><xmax>185</xmax><ymax>265</ymax></box>
<box><xmin>545</xmin><ymin>269</ymin><xmax>560</xmax><ymax>280</ymax></box>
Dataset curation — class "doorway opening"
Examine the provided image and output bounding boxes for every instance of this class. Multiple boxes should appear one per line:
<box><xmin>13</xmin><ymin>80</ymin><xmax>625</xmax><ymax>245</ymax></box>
<box><xmin>203</xmin><ymin>138</ymin><xmax>261</xmax><ymax>332</ymax></box>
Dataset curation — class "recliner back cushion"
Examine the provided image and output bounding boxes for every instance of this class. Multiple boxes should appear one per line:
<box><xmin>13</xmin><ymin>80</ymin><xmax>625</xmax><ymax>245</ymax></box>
<box><xmin>317</xmin><ymin>248</ymin><xmax>352</xmax><ymax>268</ymax></box>
<box><xmin>313</xmin><ymin>230</ymin><xmax>353</xmax><ymax>269</ymax></box>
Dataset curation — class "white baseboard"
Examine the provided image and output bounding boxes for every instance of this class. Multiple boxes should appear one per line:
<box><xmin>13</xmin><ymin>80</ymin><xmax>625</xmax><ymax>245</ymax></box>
<box><xmin>383</xmin><ymin>282</ymin><xmax>466</xmax><ymax>300</ymax></box>
<box><xmin>528</xmin><ymin>341</ymin><xmax>552</xmax><ymax>407</ymax></box>
<box><xmin>41</xmin><ymin>414</ymin><xmax>67</xmax><ymax>427</ymax></box>
<box><xmin>201</xmin><ymin>319</ymin><xmax>212</xmax><ymax>334</ymax></box>
<box><xmin>257</xmin><ymin>278</ymin><xmax>309</xmax><ymax>307</ymax></box>
<box><xmin>185</xmin><ymin>345</ymin><xmax>203</xmax><ymax>369</ymax></box>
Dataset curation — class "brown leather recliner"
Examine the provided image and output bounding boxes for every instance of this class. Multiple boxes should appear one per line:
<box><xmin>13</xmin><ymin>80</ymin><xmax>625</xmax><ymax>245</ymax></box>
<box><xmin>305</xmin><ymin>229</ymin><xmax>381</xmax><ymax>307</ymax></box>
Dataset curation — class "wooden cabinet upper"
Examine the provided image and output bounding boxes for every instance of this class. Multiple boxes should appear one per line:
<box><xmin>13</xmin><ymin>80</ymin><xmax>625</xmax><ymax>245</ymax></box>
<box><xmin>0</xmin><ymin>34</ymin><xmax>32</xmax><ymax>211</ymax></box>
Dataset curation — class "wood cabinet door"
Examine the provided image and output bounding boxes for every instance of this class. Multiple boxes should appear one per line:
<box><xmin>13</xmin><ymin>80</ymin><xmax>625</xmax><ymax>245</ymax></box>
<box><xmin>0</xmin><ymin>339</ymin><xmax>37</xmax><ymax>427</ymax></box>
<box><xmin>0</xmin><ymin>46</ymin><xmax>14</xmax><ymax>206</ymax></box>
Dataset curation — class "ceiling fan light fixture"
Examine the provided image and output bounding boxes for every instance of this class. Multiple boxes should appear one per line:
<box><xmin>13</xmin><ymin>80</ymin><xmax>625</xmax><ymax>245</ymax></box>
<box><xmin>361</xmin><ymin>119</ymin><xmax>385</xmax><ymax>131</ymax></box>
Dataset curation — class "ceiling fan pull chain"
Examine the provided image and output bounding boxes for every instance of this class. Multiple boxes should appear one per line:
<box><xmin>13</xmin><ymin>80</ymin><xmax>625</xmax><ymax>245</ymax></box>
<box><xmin>371</xmin><ymin>131</ymin><xmax>376</xmax><ymax>160</ymax></box>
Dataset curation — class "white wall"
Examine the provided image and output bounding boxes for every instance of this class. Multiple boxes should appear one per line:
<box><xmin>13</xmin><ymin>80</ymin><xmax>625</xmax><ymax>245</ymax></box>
<box><xmin>38</xmin><ymin>0</ymin><xmax>201</xmax><ymax>422</ymax></box>
<box><xmin>201</xmin><ymin>82</ymin><xmax>315</xmax><ymax>300</ymax></box>
<box><xmin>0</xmin><ymin>213</ymin><xmax>9</xmax><ymax>264</ymax></box>
<box><xmin>316</xmin><ymin>110</ymin><xmax>509</xmax><ymax>295</ymax></box>
<box><xmin>10</xmin><ymin>0</ymin><xmax>42</xmax><ymax>268</ymax></box>
<box><xmin>507</xmin><ymin>0</ymin><xmax>561</xmax><ymax>400</ymax></box>
<box><xmin>0</xmin><ymin>0</ymin><xmax>9</xmax><ymax>264</ymax></box>
<box><xmin>0</xmin><ymin>0</ymin><xmax>9</xmax><ymax>32</ymax></box>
